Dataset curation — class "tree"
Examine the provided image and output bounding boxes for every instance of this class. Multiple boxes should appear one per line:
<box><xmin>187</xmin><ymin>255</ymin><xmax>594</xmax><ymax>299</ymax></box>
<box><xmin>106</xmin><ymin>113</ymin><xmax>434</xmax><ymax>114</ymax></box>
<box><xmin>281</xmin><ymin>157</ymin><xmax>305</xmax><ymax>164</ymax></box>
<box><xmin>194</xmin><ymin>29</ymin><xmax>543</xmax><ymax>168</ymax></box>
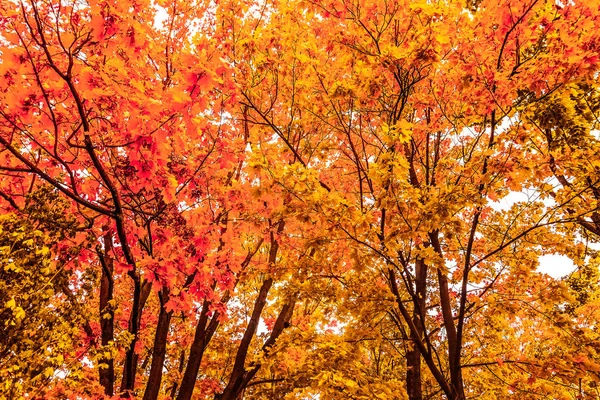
<box><xmin>0</xmin><ymin>0</ymin><xmax>309</xmax><ymax>398</ymax></box>
<box><xmin>1</xmin><ymin>0</ymin><xmax>600</xmax><ymax>398</ymax></box>
<box><xmin>235</xmin><ymin>0</ymin><xmax>600</xmax><ymax>398</ymax></box>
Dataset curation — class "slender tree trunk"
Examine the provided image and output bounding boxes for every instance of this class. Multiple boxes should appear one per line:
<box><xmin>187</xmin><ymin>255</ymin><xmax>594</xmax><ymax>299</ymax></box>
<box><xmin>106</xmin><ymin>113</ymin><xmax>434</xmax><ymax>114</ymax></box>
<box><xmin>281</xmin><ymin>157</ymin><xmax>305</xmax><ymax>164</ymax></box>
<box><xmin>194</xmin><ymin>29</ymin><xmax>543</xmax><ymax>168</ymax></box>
<box><xmin>98</xmin><ymin>239</ymin><xmax>115</xmax><ymax>397</ymax></box>
<box><xmin>120</xmin><ymin>279</ymin><xmax>140</xmax><ymax>396</ymax></box>
<box><xmin>406</xmin><ymin>325</ymin><xmax>421</xmax><ymax>400</ymax></box>
<box><xmin>143</xmin><ymin>288</ymin><xmax>173</xmax><ymax>400</ymax></box>
<box><xmin>438</xmin><ymin>269</ymin><xmax>465</xmax><ymax>399</ymax></box>
<box><xmin>176</xmin><ymin>299</ymin><xmax>213</xmax><ymax>400</ymax></box>
<box><xmin>389</xmin><ymin>267</ymin><xmax>456</xmax><ymax>399</ymax></box>
<box><xmin>121</xmin><ymin>280</ymin><xmax>152</xmax><ymax>395</ymax></box>
<box><xmin>218</xmin><ymin>277</ymin><xmax>274</xmax><ymax>400</ymax></box>
<box><xmin>406</xmin><ymin>258</ymin><xmax>427</xmax><ymax>400</ymax></box>
<box><xmin>430</xmin><ymin>231</ymin><xmax>465</xmax><ymax>399</ymax></box>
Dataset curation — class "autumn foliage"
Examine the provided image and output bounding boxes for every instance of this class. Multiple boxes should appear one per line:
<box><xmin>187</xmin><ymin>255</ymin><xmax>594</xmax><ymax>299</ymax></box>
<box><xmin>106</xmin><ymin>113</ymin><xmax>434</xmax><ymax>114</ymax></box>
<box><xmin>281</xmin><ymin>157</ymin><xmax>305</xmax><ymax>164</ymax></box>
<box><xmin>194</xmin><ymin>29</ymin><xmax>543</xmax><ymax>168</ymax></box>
<box><xmin>1</xmin><ymin>0</ymin><xmax>600</xmax><ymax>398</ymax></box>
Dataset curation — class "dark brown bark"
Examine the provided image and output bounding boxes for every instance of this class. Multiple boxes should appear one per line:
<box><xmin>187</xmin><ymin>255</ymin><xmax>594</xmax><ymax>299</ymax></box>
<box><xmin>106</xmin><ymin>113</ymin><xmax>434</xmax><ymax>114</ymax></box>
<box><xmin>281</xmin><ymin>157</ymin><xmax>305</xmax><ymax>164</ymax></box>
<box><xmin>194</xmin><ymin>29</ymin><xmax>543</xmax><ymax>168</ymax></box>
<box><xmin>143</xmin><ymin>288</ymin><xmax>173</xmax><ymax>400</ymax></box>
<box><xmin>120</xmin><ymin>279</ymin><xmax>141</xmax><ymax>397</ymax></box>
<box><xmin>175</xmin><ymin>299</ymin><xmax>215</xmax><ymax>400</ymax></box>
<box><xmin>388</xmin><ymin>268</ymin><xmax>455</xmax><ymax>399</ymax></box>
<box><xmin>98</xmin><ymin>237</ymin><xmax>115</xmax><ymax>397</ymax></box>
<box><xmin>439</xmin><ymin>270</ymin><xmax>464</xmax><ymax>398</ymax></box>
<box><xmin>120</xmin><ymin>280</ymin><xmax>152</xmax><ymax>395</ymax></box>
<box><xmin>218</xmin><ymin>277</ymin><xmax>274</xmax><ymax>400</ymax></box>
<box><xmin>429</xmin><ymin>232</ymin><xmax>463</xmax><ymax>398</ymax></box>
<box><xmin>406</xmin><ymin>258</ymin><xmax>427</xmax><ymax>400</ymax></box>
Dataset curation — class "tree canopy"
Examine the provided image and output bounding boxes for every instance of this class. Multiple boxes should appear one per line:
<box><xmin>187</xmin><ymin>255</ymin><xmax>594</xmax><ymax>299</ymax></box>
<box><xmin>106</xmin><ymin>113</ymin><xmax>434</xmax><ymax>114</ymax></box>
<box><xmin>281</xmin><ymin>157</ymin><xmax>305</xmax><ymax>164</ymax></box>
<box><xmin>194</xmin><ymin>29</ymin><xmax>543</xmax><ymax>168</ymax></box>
<box><xmin>1</xmin><ymin>0</ymin><xmax>599</xmax><ymax>399</ymax></box>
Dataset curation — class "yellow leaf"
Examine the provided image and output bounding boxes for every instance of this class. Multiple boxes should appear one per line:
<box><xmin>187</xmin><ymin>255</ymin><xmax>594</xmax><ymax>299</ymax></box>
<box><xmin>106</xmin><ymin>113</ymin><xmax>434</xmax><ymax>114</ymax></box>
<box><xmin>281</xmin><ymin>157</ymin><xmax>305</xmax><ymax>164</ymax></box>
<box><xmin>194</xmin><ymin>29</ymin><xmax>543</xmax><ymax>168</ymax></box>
<box><xmin>436</xmin><ymin>34</ymin><xmax>450</xmax><ymax>44</ymax></box>
<box><xmin>5</xmin><ymin>298</ymin><xmax>15</xmax><ymax>309</ymax></box>
<box><xmin>14</xmin><ymin>307</ymin><xmax>25</xmax><ymax>320</ymax></box>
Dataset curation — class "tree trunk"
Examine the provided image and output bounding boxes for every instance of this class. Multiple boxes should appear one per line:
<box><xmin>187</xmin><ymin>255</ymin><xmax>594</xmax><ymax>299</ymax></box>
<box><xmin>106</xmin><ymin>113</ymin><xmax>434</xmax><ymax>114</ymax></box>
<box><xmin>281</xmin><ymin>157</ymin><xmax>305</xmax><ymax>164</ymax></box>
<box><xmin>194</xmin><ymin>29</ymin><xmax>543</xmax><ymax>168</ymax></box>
<box><xmin>218</xmin><ymin>278</ymin><xmax>274</xmax><ymax>400</ymax></box>
<box><xmin>430</xmin><ymin>231</ymin><xmax>465</xmax><ymax>399</ymax></box>
<box><xmin>176</xmin><ymin>299</ymin><xmax>214</xmax><ymax>400</ymax></box>
<box><xmin>121</xmin><ymin>280</ymin><xmax>152</xmax><ymax>396</ymax></box>
<box><xmin>143</xmin><ymin>288</ymin><xmax>173</xmax><ymax>400</ymax></box>
<box><xmin>406</xmin><ymin>258</ymin><xmax>427</xmax><ymax>400</ymax></box>
<box><xmin>98</xmin><ymin>235</ymin><xmax>115</xmax><ymax>396</ymax></box>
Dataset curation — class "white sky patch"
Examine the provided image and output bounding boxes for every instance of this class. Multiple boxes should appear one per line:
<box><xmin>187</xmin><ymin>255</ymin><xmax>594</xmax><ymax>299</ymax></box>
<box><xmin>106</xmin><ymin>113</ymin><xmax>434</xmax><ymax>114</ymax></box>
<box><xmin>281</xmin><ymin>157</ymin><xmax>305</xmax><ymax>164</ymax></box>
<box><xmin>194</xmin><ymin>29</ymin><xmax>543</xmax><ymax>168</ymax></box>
<box><xmin>587</xmin><ymin>241</ymin><xmax>600</xmax><ymax>251</ymax></box>
<box><xmin>537</xmin><ymin>254</ymin><xmax>575</xmax><ymax>278</ymax></box>
<box><xmin>495</xmin><ymin>114</ymin><xmax>520</xmax><ymax>136</ymax></box>
<box><xmin>488</xmin><ymin>191</ymin><xmax>528</xmax><ymax>211</ymax></box>
<box><xmin>153</xmin><ymin>5</ymin><xmax>169</xmax><ymax>29</ymax></box>
<box><xmin>257</xmin><ymin>317</ymin><xmax>268</xmax><ymax>336</ymax></box>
